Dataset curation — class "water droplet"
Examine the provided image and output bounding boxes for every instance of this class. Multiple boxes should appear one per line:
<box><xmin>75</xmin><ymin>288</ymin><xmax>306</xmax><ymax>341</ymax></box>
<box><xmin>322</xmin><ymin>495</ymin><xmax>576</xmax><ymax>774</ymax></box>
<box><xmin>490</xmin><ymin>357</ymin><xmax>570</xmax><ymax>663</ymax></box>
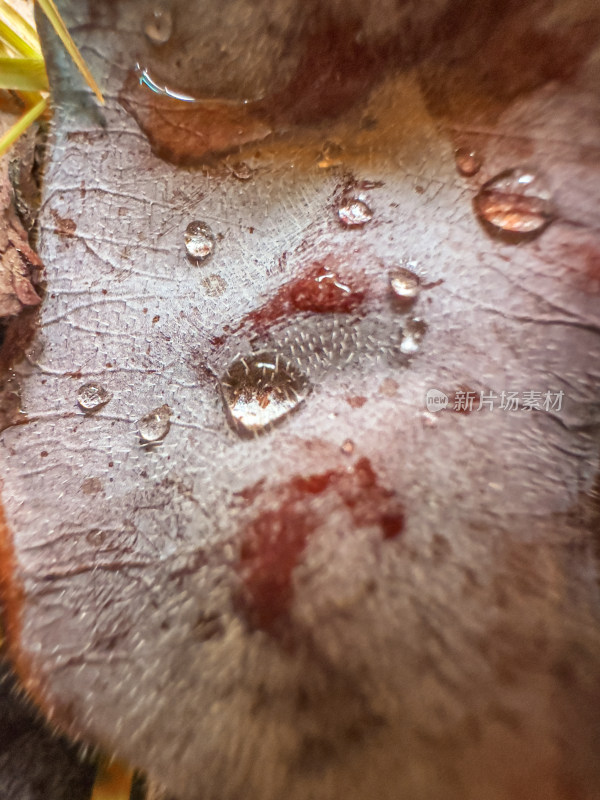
<box><xmin>400</xmin><ymin>318</ymin><xmax>427</xmax><ymax>354</ymax></box>
<box><xmin>144</xmin><ymin>5</ymin><xmax>173</xmax><ymax>45</ymax></box>
<box><xmin>474</xmin><ymin>167</ymin><xmax>553</xmax><ymax>235</ymax></box>
<box><xmin>341</xmin><ymin>439</ymin><xmax>355</xmax><ymax>456</ymax></box>
<box><xmin>230</xmin><ymin>161</ymin><xmax>253</xmax><ymax>181</ymax></box>
<box><xmin>318</xmin><ymin>140</ymin><xmax>344</xmax><ymax>169</ymax></box>
<box><xmin>138</xmin><ymin>404</ymin><xmax>171</xmax><ymax>443</ymax></box>
<box><xmin>220</xmin><ymin>352</ymin><xmax>309</xmax><ymax>436</ymax></box>
<box><xmin>184</xmin><ymin>221</ymin><xmax>215</xmax><ymax>263</ymax></box>
<box><xmin>389</xmin><ymin>267</ymin><xmax>421</xmax><ymax>304</ymax></box>
<box><xmin>338</xmin><ymin>199</ymin><xmax>373</xmax><ymax>228</ymax></box>
<box><xmin>77</xmin><ymin>383</ymin><xmax>112</xmax><ymax>411</ymax></box>
<box><xmin>455</xmin><ymin>147</ymin><xmax>481</xmax><ymax>177</ymax></box>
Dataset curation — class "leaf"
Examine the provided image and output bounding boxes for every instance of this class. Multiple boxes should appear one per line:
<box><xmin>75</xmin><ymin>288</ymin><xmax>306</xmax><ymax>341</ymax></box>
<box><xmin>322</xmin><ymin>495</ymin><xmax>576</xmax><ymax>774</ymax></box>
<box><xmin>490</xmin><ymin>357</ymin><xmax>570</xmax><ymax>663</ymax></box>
<box><xmin>1</xmin><ymin>1</ymin><xmax>600</xmax><ymax>800</ymax></box>
<box><xmin>36</xmin><ymin>0</ymin><xmax>104</xmax><ymax>104</ymax></box>
<box><xmin>0</xmin><ymin>96</ymin><xmax>47</xmax><ymax>158</ymax></box>
<box><xmin>0</xmin><ymin>57</ymin><xmax>48</xmax><ymax>91</ymax></box>
<box><xmin>0</xmin><ymin>0</ymin><xmax>40</xmax><ymax>58</ymax></box>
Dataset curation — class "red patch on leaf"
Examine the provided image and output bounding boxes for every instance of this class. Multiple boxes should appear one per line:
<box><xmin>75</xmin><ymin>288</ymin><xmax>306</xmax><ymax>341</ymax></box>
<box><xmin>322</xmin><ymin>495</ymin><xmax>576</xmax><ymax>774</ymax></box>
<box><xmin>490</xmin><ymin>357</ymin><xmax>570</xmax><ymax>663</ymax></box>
<box><xmin>236</xmin><ymin>457</ymin><xmax>403</xmax><ymax>633</ymax></box>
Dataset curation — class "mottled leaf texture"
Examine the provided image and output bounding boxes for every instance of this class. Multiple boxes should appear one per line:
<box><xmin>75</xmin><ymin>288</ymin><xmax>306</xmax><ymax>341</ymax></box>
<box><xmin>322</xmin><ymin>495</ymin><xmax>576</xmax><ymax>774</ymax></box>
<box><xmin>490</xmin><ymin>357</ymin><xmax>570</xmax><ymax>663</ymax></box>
<box><xmin>1</xmin><ymin>2</ymin><xmax>600</xmax><ymax>800</ymax></box>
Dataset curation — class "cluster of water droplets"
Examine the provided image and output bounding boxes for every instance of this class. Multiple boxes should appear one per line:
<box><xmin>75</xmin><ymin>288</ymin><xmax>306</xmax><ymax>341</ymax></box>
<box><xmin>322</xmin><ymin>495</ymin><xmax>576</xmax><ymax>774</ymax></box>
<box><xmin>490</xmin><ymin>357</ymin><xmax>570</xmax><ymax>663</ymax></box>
<box><xmin>454</xmin><ymin>143</ymin><xmax>554</xmax><ymax>236</ymax></box>
<box><xmin>77</xmin><ymin>382</ymin><xmax>173</xmax><ymax>444</ymax></box>
<box><xmin>97</xmin><ymin>39</ymin><xmax>557</xmax><ymax>446</ymax></box>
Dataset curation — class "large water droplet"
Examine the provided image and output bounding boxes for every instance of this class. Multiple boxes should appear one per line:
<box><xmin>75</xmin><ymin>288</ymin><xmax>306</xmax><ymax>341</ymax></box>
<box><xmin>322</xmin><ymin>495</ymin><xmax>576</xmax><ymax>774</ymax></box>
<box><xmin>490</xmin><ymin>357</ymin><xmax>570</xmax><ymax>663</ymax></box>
<box><xmin>389</xmin><ymin>267</ymin><xmax>421</xmax><ymax>304</ymax></box>
<box><xmin>144</xmin><ymin>5</ymin><xmax>173</xmax><ymax>45</ymax></box>
<box><xmin>338</xmin><ymin>199</ymin><xmax>373</xmax><ymax>228</ymax></box>
<box><xmin>184</xmin><ymin>221</ymin><xmax>215</xmax><ymax>263</ymax></box>
<box><xmin>474</xmin><ymin>167</ymin><xmax>553</xmax><ymax>235</ymax></box>
<box><xmin>138</xmin><ymin>404</ymin><xmax>172</xmax><ymax>443</ymax></box>
<box><xmin>77</xmin><ymin>383</ymin><xmax>112</xmax><ymax>411</ymax></box>
<box><xmin>400</xmin><ymin>318</ymin><xmax>427</xmax><ymax>354</ymax></box>
<box><xmin>220</xmin><ymin>352</ymin><xmax>309</xmax><ymax>436</ymax></box>
<box><xmin>455</xmin><ymin>147</ymin><xmax>481</xmax><ymax>177</ymax></box>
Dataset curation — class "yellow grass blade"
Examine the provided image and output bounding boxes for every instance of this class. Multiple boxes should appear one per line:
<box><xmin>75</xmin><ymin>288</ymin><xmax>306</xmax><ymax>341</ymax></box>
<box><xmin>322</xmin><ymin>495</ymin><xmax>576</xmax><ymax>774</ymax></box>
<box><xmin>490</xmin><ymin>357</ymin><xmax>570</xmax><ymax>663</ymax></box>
<box><xmin>0</xmin><ymin>22</ymin><xmax>40</xmax><ymax>59</ymax></box>
<box><xmin>36</xmin><ymin>0</ymin><xmax>104</xmax><ymax>104</ymax></box>
<box><xmin>0</xmin><ymin>0</ymin><xmax>41</xmax><ymax>57</ymax></box>
<box><xmin>0</xmin><ymin>57</ymin><xmax>48</xmax><ymax>92</ymax></box>
<box><xmin>90</xmin><ymin>760</ymin><xmax>134</xmax><ymax>800</ymax></box>
<box><xmin>0</xmin><ymin>95</ymin><xmax>47</xmax><ymax>157</ymax></box>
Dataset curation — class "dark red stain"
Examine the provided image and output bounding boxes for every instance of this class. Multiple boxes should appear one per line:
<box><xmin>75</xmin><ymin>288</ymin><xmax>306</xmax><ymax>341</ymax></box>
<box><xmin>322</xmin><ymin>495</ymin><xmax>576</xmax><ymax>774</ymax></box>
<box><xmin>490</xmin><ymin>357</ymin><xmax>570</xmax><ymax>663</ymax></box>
<box><xmin>239</xmin><ymin>256</ymin><xmax>365</xmax><ymax>335</ymax></box>
<box><xmin>50</xmin><ymin>209</ymin><xmax>76</xmax><ymax>238</ymax></box>
<box><xmin>346</xmin><ymin>395</ymin><xmax>368</xmax><ymax>409</ymax></box>
<box><xmin>268</xmin><ymin>15</ymin><xmax>382</xmax><ymax>127</ymax></box>
<box><xmin>236</xmin><ymin>457</ymin><xmax>404</xmax><ymax>634</ymax></box>
<box><xmin>555</xmin><ymin>235</ymin><xmax>600</xmax><ymax>293</ymax></box>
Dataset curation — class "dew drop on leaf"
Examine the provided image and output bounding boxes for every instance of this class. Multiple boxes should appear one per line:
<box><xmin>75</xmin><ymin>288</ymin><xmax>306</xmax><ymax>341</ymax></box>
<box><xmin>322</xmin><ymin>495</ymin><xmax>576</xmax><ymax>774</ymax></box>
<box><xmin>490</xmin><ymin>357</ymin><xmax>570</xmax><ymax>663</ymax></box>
<box><xmin>184</xmin><ymin>221</ymin><xmax>215</xmax><ymax>263</ymax></box>
<box><xmin>400</xmin><ymin>318</ymin><xmax>427</xmax><ymax>354</ymax></box>
<box><xmin>137</xmin><ymin>404</ymin><xmax>172</xmax><ymax>443</ymax></box>
<box><xmin>220</xmin><ymin>352</ymin><xmax>309</xmax><ymax>436</ymax></box>
<box><xmin>389</xmin><ymin>267</ymin><xmax>421</xmax><ymax>304</ymax></box>
<box><xmin>341</xmin><ymin>439</ymin><xmax>355</xmax><ymax>455</ymax></box>
<box><xmin>337</xmin><ymin>199</ymin><xmax>373</xmax><ymax>228</ymax></box>
<box><xmin>230</xmin><ymin>162</ymin><xmax>253</xmax><ymax>181</ymax></box>
<box><xmin>318</xmin><ymin>140</ymin><xmax>344</xmax><ymax>169</ymax></box>
<box><xmin>143</xmin><ymin>5</ymin><xmax>173</xmax><ymax>45</ymax></box>
<box><xmin>455</xmin><ymin>147</ymin><xmax>481</xmax><ymax>177</ymax></box>
<box><xmin>77</xmin><ymin>383</ymin><xmax>112</xmax><ymax>412</ymax></box>
<box><xmin>473</xmin><ymin>167</ymin><xmax>553</xmax><ymax>235</ymax></box>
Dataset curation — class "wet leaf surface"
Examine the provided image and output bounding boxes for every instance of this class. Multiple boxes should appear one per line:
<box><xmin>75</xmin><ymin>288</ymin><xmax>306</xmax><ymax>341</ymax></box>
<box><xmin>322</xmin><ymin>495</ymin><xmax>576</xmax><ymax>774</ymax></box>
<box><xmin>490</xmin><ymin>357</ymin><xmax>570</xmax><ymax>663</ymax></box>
<box><xmin>1</xmin><ymin>1</ymin><xmax>600</xmax><ymax>799</ymax></box>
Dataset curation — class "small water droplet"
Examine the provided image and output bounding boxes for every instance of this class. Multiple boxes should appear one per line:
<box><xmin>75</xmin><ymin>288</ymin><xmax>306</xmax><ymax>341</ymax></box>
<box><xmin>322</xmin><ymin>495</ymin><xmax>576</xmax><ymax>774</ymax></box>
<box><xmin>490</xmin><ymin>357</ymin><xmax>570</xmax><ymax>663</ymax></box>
<box><xmin>389</xmin><ymin>267</ymin><xmax>421</xmax><ymax>304</ymax></box>
<box><xmin>220</xmin><ymin>352</ymin><xmax>309</xmax><ymax>436</ymax></box>
<box><xmin>341</xmin><ymin>439</ymin><xmax>355</xmax><ymax>455</ymax></box>
<box><xmin>455</xmin><ymin>147</ymin><xmax>481</xmax><ymax>177</ymax></box>
<box><xmin>138</xmin><ymin>404</ymin><xmax>171</xmax><ymax>443</ymax></box>
<box><xmin>338</xmin><ymin>199</ymin><xmax>373</xmax><ymax>228</ymax></box>
<box><xmin>144</xmin><ymin>5</ymin><xmax>173</xmax><ymax>45</ymax></box>
<box><xmin>318</xmin><ymin>140</ymin><xmax>344</xmax><ymax>169</ymax></box>
<box><xmin>77</xmin><ymin>383</ymin><xmax>112</xmax><ymax>411</ymax></box>
<box><xmin>184</xmin><ymin>221</ymin><xmax>215</xmax><ymax>263</ymax></box>
<box><xmin>400</xmin><ymin>318</ymin><xmax>427</xmax><ymax>354</ymax></box>
<box><xmin>231</xmin><ymin>161</ymin><xmax>253</xmax><ymax>181</ymax></box>
<box><xmin>474</xmin><ymin>167</ymin><xmax>553</xmax><ymax>235</ymax></box>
